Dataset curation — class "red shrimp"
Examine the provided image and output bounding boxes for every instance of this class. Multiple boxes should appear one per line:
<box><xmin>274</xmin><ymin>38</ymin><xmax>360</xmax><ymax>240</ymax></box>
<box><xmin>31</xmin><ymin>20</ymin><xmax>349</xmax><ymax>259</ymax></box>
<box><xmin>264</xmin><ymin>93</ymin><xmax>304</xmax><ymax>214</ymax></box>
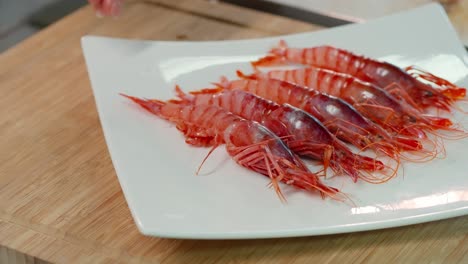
<box><xmin>121</xmin><ymin>94</ymin><xmax>340</xmax><ymax>200</ymax></box>
<box><xmin>178</xmin><ymin>87</ymin><xmax>386</xmax><ymax>182</ymax></box>
<box><xmin>216</xmin><ymin>71</ymin><xmax>422</xmax><ymax>159</ymax></box>
<box><xmin>252</xmin><ymin>40</ymin><xmax>465</xmax><ymax>111</ymax></box>
<box><xmin>255</xmin><ymin>67</ymin><xmax>456</xmax><ymax>138</ymax></box>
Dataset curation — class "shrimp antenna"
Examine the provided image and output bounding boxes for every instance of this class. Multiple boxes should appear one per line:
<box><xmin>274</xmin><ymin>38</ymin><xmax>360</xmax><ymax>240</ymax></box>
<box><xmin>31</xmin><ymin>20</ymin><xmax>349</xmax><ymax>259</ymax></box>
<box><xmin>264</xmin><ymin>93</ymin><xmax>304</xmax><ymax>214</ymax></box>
<box><xmin>449</xmin><ymin>98</ymin><xmax>468</xmax><ymax>114</ymax></box>
<box><xmin>357</xmin><ymin>142</ymin><xmax>401</xmax><ymax>184</ymax></box>
<box><xmin>384</xmin><ymin>82</ymin><xmax>422</xmax><ymax>112</ymax></box>
<box><xmin>355</xmin><ymin>143</ymin><xmax>400</xmax><ymax>184</ymax></box>
<box><xmin>392</xmin><ymin>123</ymin><xmax>445</xmax><ymax>160</ymax></box>
<box><xmin>421</xmin><ymin>119</ymin><xmax>468</xmax><ymax>141</ymax></box>
<box><xmin>196</xmin><ymin>144</ymin><xmax>220</xmax><ymax>175</ymax></box>
<box><xmin>263</xmin><ymin>152</ymin><xmax>287</xmax><ymax>203</ymax></box>
<box><xmin>396</xmin><ymin>139</ymin><xmax>439</xmax><ymax>163</ymax></box>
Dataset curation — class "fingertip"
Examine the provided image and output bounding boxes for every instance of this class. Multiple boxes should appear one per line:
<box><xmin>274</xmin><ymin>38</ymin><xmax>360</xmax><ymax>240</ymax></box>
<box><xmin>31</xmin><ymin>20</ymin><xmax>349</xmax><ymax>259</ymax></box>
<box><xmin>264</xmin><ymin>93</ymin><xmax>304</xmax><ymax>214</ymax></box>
<box><xmin>110</xmin><ymin>0</ymin><xmax>122</xmax><ymax>17</ymax></box>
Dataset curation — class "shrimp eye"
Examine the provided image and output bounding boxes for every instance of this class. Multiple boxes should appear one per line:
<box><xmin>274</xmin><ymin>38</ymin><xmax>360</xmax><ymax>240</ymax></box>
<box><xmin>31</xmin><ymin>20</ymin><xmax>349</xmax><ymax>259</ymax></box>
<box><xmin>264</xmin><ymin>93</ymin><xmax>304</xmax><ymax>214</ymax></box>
<box><xmin>424</xmin><ymin>90</ymin><xmax>433</xmax><ymax>97</ymax></box>
<box><xmin>407</xmin><ymin>116</ymin><xmax>417</xmax><ymax>123</ymax></box>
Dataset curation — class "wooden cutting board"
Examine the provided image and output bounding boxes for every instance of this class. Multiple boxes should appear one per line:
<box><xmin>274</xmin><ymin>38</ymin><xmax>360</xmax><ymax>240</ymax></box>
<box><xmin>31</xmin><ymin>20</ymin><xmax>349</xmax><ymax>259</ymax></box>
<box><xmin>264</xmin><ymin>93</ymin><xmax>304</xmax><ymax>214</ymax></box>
<box><xmin>0</xmin><ymin>0</ymin><xmax>467</xmax><ymax>263</ymax></box>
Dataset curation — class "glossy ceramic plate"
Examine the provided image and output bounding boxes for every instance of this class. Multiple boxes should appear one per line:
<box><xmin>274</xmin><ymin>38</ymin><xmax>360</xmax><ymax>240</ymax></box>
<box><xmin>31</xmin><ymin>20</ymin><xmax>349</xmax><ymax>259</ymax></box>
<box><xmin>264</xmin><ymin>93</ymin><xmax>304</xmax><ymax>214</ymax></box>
<box><xmin>82</xmin><ymin>3</ymin><xmax>468</xmax><ymax>239</ymax></box>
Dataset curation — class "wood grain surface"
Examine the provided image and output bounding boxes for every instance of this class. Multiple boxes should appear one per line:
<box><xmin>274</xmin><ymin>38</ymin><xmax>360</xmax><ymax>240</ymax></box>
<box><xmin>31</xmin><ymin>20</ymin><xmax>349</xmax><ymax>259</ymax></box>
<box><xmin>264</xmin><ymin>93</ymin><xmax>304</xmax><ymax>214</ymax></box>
<box><xmin>0</xmin><ymin>0</ymin><xmax>467</xmax><ymax>263</ymax></box>
<box><xmin>445</xmin><ymin>0</ymin><xmax>468</xmax><ymax>44</ymax></box>
<box><xmin>0</xmin><ymin>245</ymin><xmax>49</xmax><ymax>264</ymax></box>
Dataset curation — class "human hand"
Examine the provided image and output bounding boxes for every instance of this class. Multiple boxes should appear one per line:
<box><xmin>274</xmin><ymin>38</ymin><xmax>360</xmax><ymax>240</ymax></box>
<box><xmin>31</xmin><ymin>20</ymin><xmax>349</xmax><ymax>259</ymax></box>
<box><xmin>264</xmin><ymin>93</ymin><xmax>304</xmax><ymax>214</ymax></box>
<box><xmin>88</xmin><ymin>0</ymin><xmax>123</xmax><ymax>16</ymax></box>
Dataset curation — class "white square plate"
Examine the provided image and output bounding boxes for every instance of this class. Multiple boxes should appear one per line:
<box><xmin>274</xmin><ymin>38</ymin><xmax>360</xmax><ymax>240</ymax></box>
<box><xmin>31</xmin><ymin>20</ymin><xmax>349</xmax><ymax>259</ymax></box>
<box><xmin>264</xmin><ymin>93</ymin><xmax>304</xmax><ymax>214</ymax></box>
<box><xmin>82</xmin><ymin>3</ymin><xmax>468</xmax><ymax>239</ymax></box>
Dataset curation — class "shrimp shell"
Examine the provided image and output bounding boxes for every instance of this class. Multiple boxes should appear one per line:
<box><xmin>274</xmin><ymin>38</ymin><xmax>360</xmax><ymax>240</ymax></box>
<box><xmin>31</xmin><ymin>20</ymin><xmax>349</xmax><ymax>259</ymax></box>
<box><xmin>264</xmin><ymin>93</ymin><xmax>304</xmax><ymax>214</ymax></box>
<box><xmin>252</xmin><ymin>40</ymin><xmax>465</xmax><ymax>111</ymax></box>
<box><xmin>181</xmin><ymin>88</ymin><xmax>385</xmax><ymax>182</ymax></box>
<box><xmin>215</xmin><ymin>72</ymin><xmax>416</xmax><ymax>160</ymax></box>
<box><xmin>256</xmin><ymin>67</ymin><xmax>455</xmax><ymax>138</ymax></box>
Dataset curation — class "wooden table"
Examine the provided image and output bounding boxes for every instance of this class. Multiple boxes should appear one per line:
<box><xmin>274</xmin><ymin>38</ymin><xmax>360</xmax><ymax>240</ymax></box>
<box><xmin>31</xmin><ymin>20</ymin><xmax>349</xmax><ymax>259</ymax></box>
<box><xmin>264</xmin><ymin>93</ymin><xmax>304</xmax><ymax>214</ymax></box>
<box><xmin>0</xmin><ymin>0</ymin><xmax>467</xmax><ymax>263</ymax></box>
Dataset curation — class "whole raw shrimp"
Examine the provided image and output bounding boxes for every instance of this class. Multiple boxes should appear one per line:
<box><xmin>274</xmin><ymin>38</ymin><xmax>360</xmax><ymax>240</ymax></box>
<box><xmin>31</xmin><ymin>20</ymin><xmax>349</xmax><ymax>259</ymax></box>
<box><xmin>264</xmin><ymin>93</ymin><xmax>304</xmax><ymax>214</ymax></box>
<box><xmin>252</xmin><ymin>40</ymin><xmax>466</xmax><ymax>111</ymax></box>
<box><xmin>215</xmin><ymin>71</ymin><xmax>422</xmax><ymax>161</ymax></box>
<box><xmin>121</xmin><ymin>94</ymin><xmax>340</xmax><ymax>200</ymax></box>
<box><xmin>177</xmin><ymin>87</ymin><xmax>387</xmax><ymax>182</ymax></box>
<box><xmin>254</xmin><ymin>67</ymin><xmax>457</xmax><ymax>139</ymax></box>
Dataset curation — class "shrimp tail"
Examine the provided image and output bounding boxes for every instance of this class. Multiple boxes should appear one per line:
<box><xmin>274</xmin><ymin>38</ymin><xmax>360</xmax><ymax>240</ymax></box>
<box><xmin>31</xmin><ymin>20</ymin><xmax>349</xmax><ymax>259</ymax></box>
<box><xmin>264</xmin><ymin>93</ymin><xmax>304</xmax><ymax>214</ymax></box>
<box><xmin>251</xmin><ymin>55</ymin><xmax>286</xmax><ymax>68</ymax></box>
<box><xmin>189</xmin><ymin>86</ymin><xmax>224</xmax><ymax>95</ymax></box>
<box><xmin>270</xmin><ymin>39</ymin><xmax>288</xmax><ymax>56</ymax></box>
<box><xmin>219</xmin><ymin>76</ymin><xmax>230</xmax><ymax>86</ymax></box>
<box><xmin>236</xmin><ymin>70</ymin><xmax>257</xmax><ymax>80</ymax></box>
<box><xmin>121</xmin><ymin>93</ymin><xmax>214</xmax><ymax>145</ymax></box>
<box><xmin>251</xmin><ymin>40</ymin><xmax>289</xmax><ymax>68</ymax></box>
<box><xmin>206</xmin><ymin>76</ymin><xmax>231</xmax><ymax>91</ymax></box>
<box><xmin>174</xmin><ymin>85</ymin><xmax>192</xmax><ymax>102</ymax></box>
<box><xmin>120</xmin><ymin>93</ymin><xmax>164</xmax><ymax>114</ymax></box>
